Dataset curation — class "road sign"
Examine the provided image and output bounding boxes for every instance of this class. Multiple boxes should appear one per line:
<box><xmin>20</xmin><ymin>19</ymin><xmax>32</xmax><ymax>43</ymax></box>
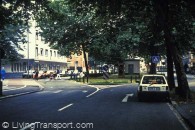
<box><xmin>151</xmin><ymin>56</ymin><xmax>160</xmax><ymax>63</ymax></box>
<box><xmin>103</xmin><ymin>65</ymin><xmax>109</xmax><ymax>72</ymax></box>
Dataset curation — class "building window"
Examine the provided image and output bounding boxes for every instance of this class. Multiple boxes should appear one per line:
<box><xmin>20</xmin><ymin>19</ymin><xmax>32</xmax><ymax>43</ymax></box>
<box><xmin>50</xmin><ymin>50</ymin><xmax>52</xmax><ymax>57</ymax></box>
<box><xmin>57</xmin><ymin>52</ymin><xmax>60</xmax><ymax>57</ymax></box>
<box><xmin>36</xmin><ymin>30</ymin><xmax>39</xmax><ymax>40</ymax></box>
<box><xmin>35</xmin><ymin>47</ymin><xmax>38</xmax><ymax>57</ymax></box>
<box><xmin>45</xmin><ymin>49</ymin><xmax>48</xmax><ymax>57</ymax></box>
<box><xmin>40</xmin><ymin>48</ymin><xmax>44</xmax><ymax>56</ymax></box>
<box><xmin>54</xmin><ymin>51</ymin><xmax>56</xmax><ymax>57</ymax></box>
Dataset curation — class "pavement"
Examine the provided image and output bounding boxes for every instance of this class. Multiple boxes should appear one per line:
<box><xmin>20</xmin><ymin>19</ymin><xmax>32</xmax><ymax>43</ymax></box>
<box><xmin>0</xmin><ymin>78</ymin><xmax>195</xmax><ymax>130</ymax></box>
<box><xmin>0</xmin><ymin>78</ymin><xmax>44</xmax><ymax>99</ymax></box>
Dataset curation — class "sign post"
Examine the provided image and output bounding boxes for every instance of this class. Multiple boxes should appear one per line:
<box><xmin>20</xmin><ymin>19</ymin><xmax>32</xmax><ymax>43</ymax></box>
<box><xmin>0</xmin><ymin>48</ymin><xmax>5</xmax><ymax>96</ymax></box>
<box><xmin>102</xmin><ymin>65</ymin><xmax>109</xmax><ymax>80</ymax></box>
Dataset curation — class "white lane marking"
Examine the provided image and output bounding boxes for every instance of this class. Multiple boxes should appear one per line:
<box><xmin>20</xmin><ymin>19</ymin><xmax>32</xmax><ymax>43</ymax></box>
<box><xmin>58</xmin><ymin>103</ymin><xmax>74</xmax><ymax>112</ymax></box>
<box><xmin>3</xmin><ymin>85</ymin><xmax>27</xmax><ymax>92</ymax></box>
<box><xmin>53</xmin><ymin>90</ymin><xmax>63</xmax><ymax>93</ymax></box>
<box><xmin>86</xmin><ymin>85</ymin><xmax>100</xmax><ymax>98</ymax></box>
<box><xmin>167</xmin><ymin>103</ymin><xmax>189</xmax><ymax>130</ymax></box>
<box><xmin>122</xmin><ymin>94</ymin><xmax>134</xmax><ymax>102</ymax></box>
<box><xmin>20</xmin><ymin>123</ymin><xmax>35</xmax><ymax>130</ymax></box>
<box><xmin>82</xmin><ymin>90</ymin><xmax>88</xmax><ymax>93</ymax></box>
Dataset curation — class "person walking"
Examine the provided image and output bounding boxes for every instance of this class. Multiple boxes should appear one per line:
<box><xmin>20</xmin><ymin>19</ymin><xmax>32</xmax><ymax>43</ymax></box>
<box><xmin>34</xmin><ymin>69</ymin><xmax>39</xmax><ymax>80</ymax></box>
<box><xmin>1</xmin><ymin>67</ymin><xmax>6</xmax><ymax>80</ymax></box>
<box><xmin>56</xmin><ymin>69</ymin><xmax>61</xmax><ymax>80</ymax></box>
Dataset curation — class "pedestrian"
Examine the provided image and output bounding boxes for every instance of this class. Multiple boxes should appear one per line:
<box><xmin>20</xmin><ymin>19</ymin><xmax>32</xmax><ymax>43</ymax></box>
<box><xmin>56</xmin><ymin>69</ymin><xmax>61</xmax><ymax>80</ymax></box>
<box><xmin>34</xmin><ymin>69</ymin><xmax>39</xmax><ymax>80</ymax></box>
<box><xmin>1</xmin><ymin>67</ymin><xmax>6</xmax><ymax>80</ymax></box>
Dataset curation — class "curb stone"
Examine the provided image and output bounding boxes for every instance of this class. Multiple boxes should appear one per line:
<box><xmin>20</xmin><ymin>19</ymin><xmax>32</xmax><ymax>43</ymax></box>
<box><xmin>171</xmin><ymin>100</ymin><xmax>195</xmax><ymax>130</ymax></box>
<box><xmin>0</xmin><ymin>86</ymin><xmax>44</xmax><ymax>100</ymax></box>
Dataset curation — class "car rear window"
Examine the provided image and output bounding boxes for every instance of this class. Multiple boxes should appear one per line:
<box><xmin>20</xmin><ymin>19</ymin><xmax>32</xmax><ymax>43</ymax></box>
<box><xmin>142</xmin><ymin>76</ymin><xmax>166</xmax><ymax>84</ymax></box>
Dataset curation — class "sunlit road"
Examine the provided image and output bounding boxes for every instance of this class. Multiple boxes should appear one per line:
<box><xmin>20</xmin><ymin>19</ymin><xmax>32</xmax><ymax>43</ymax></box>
<box><xmin>0</xmin><ymin>80</ymin><xmax>189</xmax><ymax>130</ymax></box>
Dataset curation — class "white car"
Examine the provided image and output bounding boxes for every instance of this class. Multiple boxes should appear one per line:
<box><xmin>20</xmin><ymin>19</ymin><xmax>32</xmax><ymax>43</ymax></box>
<box><xmin>137</xmin><ymin>74</ymin><xmax>170</xmax><ymax>101</ymax></box>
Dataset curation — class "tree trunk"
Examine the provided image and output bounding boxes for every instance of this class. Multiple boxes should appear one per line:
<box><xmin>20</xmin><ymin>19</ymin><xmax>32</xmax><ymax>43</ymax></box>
<box><xmin>166</xmin><ymin>40</ymin><xmax>175</xmax><ymax>90</ymax></box>
<box><xmin>153</xmin><ymin>0</ymin><xmax>191</xmax><ymax>99</ymax></box>
<box><xmin>170</xmin><ymin>44</ymin><xmax>191</xmax><ymax>99</ymax></box>
<box><xmin>149</xmin><ymin>63</ymin><xmax>156</xmax><ymax>74</ymax></box>
<box><xmin>82</xmin><ymin>44</ymin><xmax>89</xmax><ymax>77</ymax></box>
<box><xmin>118</xmin><ymin>62</ymin><xmax>125</xmax><ymax>78</ymax></box>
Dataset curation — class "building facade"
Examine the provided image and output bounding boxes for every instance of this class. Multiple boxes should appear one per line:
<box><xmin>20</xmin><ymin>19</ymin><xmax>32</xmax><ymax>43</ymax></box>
<box><xmin>67</xmin><ymin>53</ymin><xmax>87</xmax><ymax>73</ymax></box>
<box><xmin>3</xmin><ymin>20</ymin><xmax>68</xmax><ymax>73</ymax></box>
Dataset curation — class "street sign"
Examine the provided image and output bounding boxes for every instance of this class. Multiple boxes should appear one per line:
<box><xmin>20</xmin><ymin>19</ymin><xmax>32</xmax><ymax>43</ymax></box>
<box><xmin>103</xmin><ymin>65</ymin><xmax>109</xmax><ymax>72</ymax></box>
<box><xmin>151</xmin><ymin>56</ymin><xmax>160</xmax><ymax>63</ymax></box>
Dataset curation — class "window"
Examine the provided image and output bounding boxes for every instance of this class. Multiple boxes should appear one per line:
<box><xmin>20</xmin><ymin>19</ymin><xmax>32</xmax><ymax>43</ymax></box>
<box><xmin>45</xmin><ymin>49</ymin><xmax>48</xmax><ymax>57</ymax></box>
<box><xmin>40</xmin><ymin>48</ymin><xmax>44</xmax><ymax>56</ymax></box>
<box><xmin>35</xmin><ymin>47</ymin><xmax>38</xmax><ymax>57</ymax></box>
<box><xmin>50</xmin><ymin>50</ymin><xmax>52</xmax><ymax>57</ymax></box>
<box><xmin>57</xmin><ymin>51</ymin><xmax>60</xmax><ymax>57</ymax></box>
<box><xmin>54</xmin><ymin>51</ymin><xmax>56</xmax><ymax>57</ymax></box>
<box><xmin>36</xmin><ymin>30</ymin><xmax>39</xmax><ymax>40</ymax></box>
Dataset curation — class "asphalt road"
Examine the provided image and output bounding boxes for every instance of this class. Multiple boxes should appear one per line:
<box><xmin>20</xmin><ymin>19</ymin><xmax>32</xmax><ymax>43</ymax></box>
<box><xmin>0</xmin><ymin>80</ymin><xmax>189</xmax><ymax>130</ymax></box>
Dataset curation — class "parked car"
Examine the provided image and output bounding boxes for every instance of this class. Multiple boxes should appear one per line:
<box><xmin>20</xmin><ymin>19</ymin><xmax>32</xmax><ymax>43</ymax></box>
<box><xmin>22</xmin><ymin>70</ymin><xmax>35</xmax><ymax>78</ymax></box>
<box><xmin>137</xmin><ymin>74</ymin><xmax>170</xmax><ymax>101</ymax></box>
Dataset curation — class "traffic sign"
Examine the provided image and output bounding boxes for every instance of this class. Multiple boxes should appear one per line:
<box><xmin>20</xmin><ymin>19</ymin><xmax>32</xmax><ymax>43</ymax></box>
<box><xmin>103</xmin><ymin>65</ymin><xmax>109</xmax><ymax>72</ymax></box>
<box><xmin>151</xmin><ymin>56</ymin><xmax>160</xmax><ymax>63</ymax></box>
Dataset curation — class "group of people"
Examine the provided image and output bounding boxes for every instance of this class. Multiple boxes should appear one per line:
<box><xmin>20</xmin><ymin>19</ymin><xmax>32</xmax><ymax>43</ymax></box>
<box><xmin>49</xmin><ymin>69</ymin><xmax>61</xmax><ymax>80</ymax></box>
<box><xmin>33</xmin><ymin>69</ymin><xmax>61</xmax><ymax>80</ymax></box>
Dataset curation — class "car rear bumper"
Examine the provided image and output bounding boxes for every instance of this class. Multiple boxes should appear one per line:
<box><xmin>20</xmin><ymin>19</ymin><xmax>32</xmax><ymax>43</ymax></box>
<box><xmin>138</xmin><ymin>91</ymin><xmax>169</xmax><ymax>97</ymax></box>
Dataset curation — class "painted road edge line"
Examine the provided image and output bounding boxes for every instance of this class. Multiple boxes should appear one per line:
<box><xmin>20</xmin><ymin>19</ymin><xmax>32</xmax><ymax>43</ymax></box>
<box><xmin>58</xmin><ymin>103</ymin><xmax>74</xmax><ymax>112</ymax></box>
<box><xmin>3</xmin><ymin>85</ymin><xmax>27</xmax><ymax>92</ymax></box>
<box><xmin>167</xmin><ymin>103</ymin><xmax>189</xmax><ymax>130</ymax></box>
<box><xmin>86</xmin><ymin>85</ymin><xmax>100</xmax><ymax>98</ymax></box>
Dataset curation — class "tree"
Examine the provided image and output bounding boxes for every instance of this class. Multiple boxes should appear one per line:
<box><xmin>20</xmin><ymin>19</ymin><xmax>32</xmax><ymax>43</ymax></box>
<box><xmin>0</xmin><ymin>0</ymin><xmax>47</xmax><ymax>61</ymax></box>
<box><xmin>35</xmin><ymin>0</ymin><xmax>97</xmax><ymax>75</ymax></box>
<box><xmin>67</xmin><ymin>0</ymin><xmax>195</xmax><ymax>99</ymax></box>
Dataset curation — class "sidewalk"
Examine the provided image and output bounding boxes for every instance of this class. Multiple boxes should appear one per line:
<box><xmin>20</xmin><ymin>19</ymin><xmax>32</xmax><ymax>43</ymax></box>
<box><xmin>0</xmin><ymin>78</ymin><xmax>44</xmax><ymax>99</ymax></box>
<box><xmin>2</xmin><ymin>79</ymin><xmax>43</xmax><ymax>87</ymax></box>
<box><xmin>171</xmin><ymin>91</ymin><xmax>195</xmax><ymax>130</ymax></box>
<box><xmin>175</xmin><ymin>102</ymin><xmax>195</xmax><ymax>130</ymax></box>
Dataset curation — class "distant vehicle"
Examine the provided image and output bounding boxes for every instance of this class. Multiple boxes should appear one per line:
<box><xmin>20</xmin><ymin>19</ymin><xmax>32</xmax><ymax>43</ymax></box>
<box><xmin>22</xmin><ymin>70</ymin><xmax>35</xmax><ymax>78</ymax></box>
<box><xmin>137</xmin><ymin>74</ymin><xmax>170</xmax><ymax>101</ymax></box>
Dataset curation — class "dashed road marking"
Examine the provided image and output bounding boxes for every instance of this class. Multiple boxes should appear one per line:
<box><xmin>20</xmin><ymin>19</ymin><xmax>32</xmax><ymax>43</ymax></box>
<box><xmin>82</xmin><ymin>90</ymin><xmax>88</xmax><ymax>93</ymax></box>
<box><xmin>58</xmin><ymin>103</ymin><xmax>74</xmax><ymax>112</ymax></box>
<box><xmin>53</xmin><ymin>90</ymin><xmax>63</xmax><ymax>93</ymax></box>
